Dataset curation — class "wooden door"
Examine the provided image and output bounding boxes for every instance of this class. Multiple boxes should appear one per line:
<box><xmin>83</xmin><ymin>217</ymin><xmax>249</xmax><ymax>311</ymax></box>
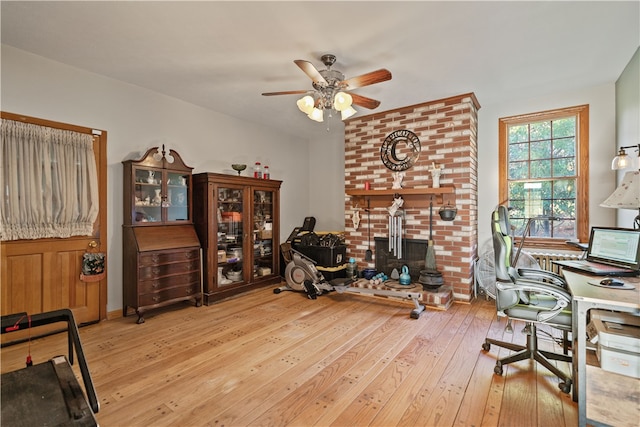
<box><xmin>0</xmin><ymin>112</ymin><xmax>108</xmax><ymax>326</ymax></box>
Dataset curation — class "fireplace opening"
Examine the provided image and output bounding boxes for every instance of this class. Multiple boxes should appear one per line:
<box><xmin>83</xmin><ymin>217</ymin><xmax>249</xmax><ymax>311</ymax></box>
<box><xmin>374</xmin><ymin>237</ymin><xmax>432</xmax><ymax>281</ymax></box>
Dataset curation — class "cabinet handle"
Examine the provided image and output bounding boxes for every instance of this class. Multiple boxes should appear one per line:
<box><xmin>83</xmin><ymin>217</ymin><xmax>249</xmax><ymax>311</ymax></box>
<box><xmin>152</xmin><ymin>254</ymin><xmax>160</xmax><ymax>263</ymax></box>
<box><xmin>152</xmin><ymin>296</ymin><xmax>160</xmax><ymax>302</ymax></box>
<box><xmin>185</xmin><ymin>288</ymin><xmax>192</xmax><ymax>294</ymax></box>
<box><xmin>151</xmin><ymin>281</ymin><xmax>159</xmax><ymax>289</ymax></box>
<box><xmin>152</xmin><ymin>268</ymin><xmax>160</xmax><ymax>276</ymax></box>
<box><xmin>184</xmin><ymin>252</ymin><xmax>195</xmax><ymax>259</ymax></box>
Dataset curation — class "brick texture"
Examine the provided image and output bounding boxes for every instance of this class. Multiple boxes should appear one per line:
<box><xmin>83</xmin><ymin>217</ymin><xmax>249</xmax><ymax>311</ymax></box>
<box><xmin>344</xmin><ymin>93</ymin><xmax>479</xmax><ymax>301</ymax></box>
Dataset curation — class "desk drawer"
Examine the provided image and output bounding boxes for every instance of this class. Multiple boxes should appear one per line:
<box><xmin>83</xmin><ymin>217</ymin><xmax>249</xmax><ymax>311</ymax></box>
<box><xmin>139</xmin><ymin>260</ymin><xmax>199</xmax><ymax>280</ymax></box>
<box><xmin>139</xmin><ymin>272</ymin><xmax>200</xmax><ymax>293</ymax></box>
<box><xmin>139</xmin><ymin>283</ymin><xmax>200</xmax><ymax>306</ymax></box>
<box><xmin>139</xmin><ymin>249</ymin><xmax>199</xmax><ymax>266</ymax></box>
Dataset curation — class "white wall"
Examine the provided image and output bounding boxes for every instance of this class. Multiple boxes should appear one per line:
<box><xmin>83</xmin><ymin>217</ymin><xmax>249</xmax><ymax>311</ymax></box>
<box><xmin>308</xmin><ymin>127</ymin><xmax>346</xmax><ymax>232</ymax></box>
<box><xmin>477</xmin><ymin>84</ymin><xmax>617</xmax><ymax>249</ymax></box>
<box><xmin>615</xmin><ymin>47</ymin><xmax>640</xmax><ymax>227</ymax></box>
<box><xmin>1</xmin><ymin>45</ymin><xmax>313</xmax><ymax>313</ymax></box>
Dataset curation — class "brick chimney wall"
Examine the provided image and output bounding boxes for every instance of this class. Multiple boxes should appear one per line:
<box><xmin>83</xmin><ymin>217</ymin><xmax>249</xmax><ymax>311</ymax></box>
<box><xmin>343</xmin><ymin>93</ymin><xmax>479</xmax><ymax>301</ymax></box>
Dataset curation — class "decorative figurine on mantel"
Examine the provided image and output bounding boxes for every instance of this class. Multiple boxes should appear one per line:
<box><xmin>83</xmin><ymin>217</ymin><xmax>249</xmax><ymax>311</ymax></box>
<box><xmin>392</xmin><ymin>171</ymin><xmax>406</xmax><ymax>189</ymax></box>
<box><xmin>429</xmin><ymin>162</ymin><xmax>443</xmax><ymax>188</ymax></box>
<box><xmin>351</xmin><ymin>206</ymin><xmax>361</xmax><ymax>230</ymax></box>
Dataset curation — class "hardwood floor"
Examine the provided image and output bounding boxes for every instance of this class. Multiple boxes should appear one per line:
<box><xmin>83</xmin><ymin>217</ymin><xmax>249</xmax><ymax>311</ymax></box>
<box><xmin>1</xmin><ymin>284</ymin><xmax>577</xmax><ymax>426</ymax></box>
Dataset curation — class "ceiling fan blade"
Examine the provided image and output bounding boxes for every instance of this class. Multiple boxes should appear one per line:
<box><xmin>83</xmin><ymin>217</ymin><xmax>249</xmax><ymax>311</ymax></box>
<box><xmin>262</xmin><ymin>90</ymin><xmax>309</xmax><ymax>96</ymax></box>
<box><xmin>350</xmin><ymin>93</ymin><xmax>381</xmax><ymax>109</ymax></box>
<box><xmin>294</xmin><ymin>60</ymin><xmax>328</xmax><ymax>86</ymax></box>
<box><xmin>342</xmin><ymin>69</ymin><xmax>392</xmax><ymax>89</ymax></box>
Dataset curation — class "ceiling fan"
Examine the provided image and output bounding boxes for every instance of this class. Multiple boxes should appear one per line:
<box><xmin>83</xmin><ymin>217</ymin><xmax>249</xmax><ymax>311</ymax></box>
<box><xmin>262</xmin><ymin>54</ymin><xmax>392</xmax><ymax>122</ymax></box>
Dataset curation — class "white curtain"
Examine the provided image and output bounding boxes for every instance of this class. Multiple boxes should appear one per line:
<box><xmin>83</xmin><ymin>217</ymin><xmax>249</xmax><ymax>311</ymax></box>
<box><xmin>1</xmin><ymin>119</ymin><xmax>99</xmax><ymax>241</ymax></box>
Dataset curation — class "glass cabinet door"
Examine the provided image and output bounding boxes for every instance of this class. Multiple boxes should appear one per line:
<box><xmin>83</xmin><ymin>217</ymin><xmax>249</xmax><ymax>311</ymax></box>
<box><xmin>134</xmin><ymin>167</ymin><xmax>164</xmax><ymax>224</ymax></box>
<box><xmin>133</xmin><ymin>167</ymin><xmax>190</xmax><ymax>224</ymax></box>
<box><xmin>253</xmin><ymin>189</ymin><xmax>274</xmax><ymax>279</ymax></box>
<box><xmin>167</xmin><ymin>171</ymin><xmax>189</xmax><ymax>222</ymax></box>
<box><xmin>217</xmin><ymin>186</ymin><xmax>244</xmax><ymax>286</ymax></box>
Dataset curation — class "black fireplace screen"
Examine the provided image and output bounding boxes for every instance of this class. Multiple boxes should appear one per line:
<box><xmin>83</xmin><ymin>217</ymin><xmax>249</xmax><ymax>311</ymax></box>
<box><xmin>374</xmin><ymin>237</ymin><xmax>429</xmax><ymax>280</ymax></box>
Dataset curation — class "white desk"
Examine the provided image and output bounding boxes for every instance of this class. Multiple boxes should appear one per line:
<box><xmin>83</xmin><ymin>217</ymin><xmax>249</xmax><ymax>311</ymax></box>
<box><xmin>563</xmin><ymin>270</ymin><xmax>640</xmax><ymax>427</ymax></box>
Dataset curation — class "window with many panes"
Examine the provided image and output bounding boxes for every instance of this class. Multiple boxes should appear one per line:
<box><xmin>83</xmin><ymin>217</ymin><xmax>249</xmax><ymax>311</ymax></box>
<box><xmin>499</xmin><ymin>105</ymin><xmax>589</xmax><ymax>248</ymax></box>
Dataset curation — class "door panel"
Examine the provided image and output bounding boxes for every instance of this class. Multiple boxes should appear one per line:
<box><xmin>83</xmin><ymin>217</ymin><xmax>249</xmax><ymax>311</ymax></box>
<box><xmin>1</xmin><ymin>239</ymin><xmax>101</xmax><ymax>325</ymax></box>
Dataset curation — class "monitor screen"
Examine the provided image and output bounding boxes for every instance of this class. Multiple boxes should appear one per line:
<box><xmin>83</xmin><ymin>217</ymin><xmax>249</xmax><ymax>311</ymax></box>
<box><xmin>588</xmin><ymin>227</ymin><xmax>640</xmax><ymax>269</ymax></box>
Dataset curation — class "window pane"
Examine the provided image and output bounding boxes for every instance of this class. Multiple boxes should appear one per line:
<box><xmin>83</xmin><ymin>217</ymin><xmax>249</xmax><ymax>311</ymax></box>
<box><xmin>553</xmin><ymin>137</ymin><xmax>576</xmax><ymax>159</ymax></box>
<box><xmin>530</xmin><ymin>140</ymin><xmax>551</xmax><ymax>160</ymax></box>
<box><xmin>553</xmin><ymin>220</ymin><xmax>576</xmax><ymax>239</ymax></box>
<box><xmin>508</xmin><ymin>124</ymin><xmax>529</xmax><ymax>143</ymax></box>
<box><xmin>529</xmin><ymin>218</ymin><xmax>553</xmax><ymax>238</ymax></box>
<box><xmin>552</xmin><ymin>179</ymin><xmax>577</xmax><ymax>201</ymax></box>
<box><xmin>530</xmin><ymin>159</ymin><xmax>551</xmax><ymax>178</ymax></box>
<box><xmin>508</xmin><ymin>161</ymin><xmax>529</xmax><ymax>180</ymax></box>
<box><xmin>530</xmin><ymin>121</ymin><xmax>551</xmax><ymax>141</ymax></box>
<box><xmin>553</xmin><ymin>158</ymin><xmax>575</xmax><ymax>177</ymax></box>
<box><xmin>539</xmin><ymin>181</ymin><xmax>552</xmax><ymax>199</ymax></box>
<box><xmin>552</xmin><ymin>117</ymin><xmax>576</xmax><ymax>138</ymax></box>
<box><xmin>508</xmin><ymin>142</ymin><xmax>529</xmax><ymax>161</ymax></box>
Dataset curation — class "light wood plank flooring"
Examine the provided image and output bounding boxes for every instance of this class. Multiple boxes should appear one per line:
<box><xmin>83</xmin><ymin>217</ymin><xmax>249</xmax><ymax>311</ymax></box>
<box><xmin>1</xmin><ymin>285</ymin><xmax>577</xmax><ymax>426</ymax></box>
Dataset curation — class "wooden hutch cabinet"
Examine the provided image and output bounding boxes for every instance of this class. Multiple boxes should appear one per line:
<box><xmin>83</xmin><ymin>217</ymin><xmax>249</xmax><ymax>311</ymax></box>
<box><xmin>122</xmin><ymin>146</ymin><xmax>202</xmax><ymax>323</ymax></box>
<box><xmin>192</xmin><ymin>172</ymin><xmax>282</xmax><ymax>304</ymax></box>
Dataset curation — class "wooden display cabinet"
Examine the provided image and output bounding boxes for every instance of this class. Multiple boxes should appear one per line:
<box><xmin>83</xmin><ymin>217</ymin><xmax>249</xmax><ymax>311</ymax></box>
<box><xmin>122</xmin><ymin>146</ymin><xmax>202</xmax><ymax>323</ymax></box>
<box><xmin>192</xmin><ymin>172</ymin><xmax>282</xmax><ymax>304</ymax></box>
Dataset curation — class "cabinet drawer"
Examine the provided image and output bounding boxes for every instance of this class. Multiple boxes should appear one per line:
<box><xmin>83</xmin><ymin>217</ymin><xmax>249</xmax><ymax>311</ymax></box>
<box><xmin>139</xmin><ymin>260</ymin><xmax>199</xmax><ymax>280</ymax></box>
<box><xmin>139</xmin><ymin>283</ymin><xmax>200</xmax><ymax>306</ymax></box>
<box><xmin>139</xmin><ymin>272</ymin><xmax>200</xmax><ymax>293</ymax></box>
<box><xmin>139</xmin><ymin>249</ymin><xmax>199</xmax><ymax>266</ymax></box>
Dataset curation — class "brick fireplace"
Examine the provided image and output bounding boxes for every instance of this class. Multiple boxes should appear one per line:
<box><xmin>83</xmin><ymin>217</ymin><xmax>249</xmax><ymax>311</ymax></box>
<box><xmin>343</xmin><ymin>93</ymin><xmax>479</xmax><ymax>303</ymax></box>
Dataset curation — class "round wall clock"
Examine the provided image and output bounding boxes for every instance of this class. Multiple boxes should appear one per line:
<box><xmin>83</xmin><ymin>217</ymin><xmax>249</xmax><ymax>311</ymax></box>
<box><xmin>380</xmin><ymin>129</ymin><xmax>421</xmax><ymax>171</ymax></box>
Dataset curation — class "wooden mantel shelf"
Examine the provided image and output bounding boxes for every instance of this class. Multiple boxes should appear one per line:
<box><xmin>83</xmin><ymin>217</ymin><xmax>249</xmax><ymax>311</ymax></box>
<box><xmin>346</xmin><ymin>187</ymin><xmax>455</xmax><ymax>208</ymax></box>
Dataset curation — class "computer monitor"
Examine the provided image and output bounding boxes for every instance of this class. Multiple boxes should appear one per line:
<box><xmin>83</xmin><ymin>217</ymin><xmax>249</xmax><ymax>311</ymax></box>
<box><xmin>587</xmin><ymin>227</ymin><xmax>640</xmax><ymax>270</ymax></box>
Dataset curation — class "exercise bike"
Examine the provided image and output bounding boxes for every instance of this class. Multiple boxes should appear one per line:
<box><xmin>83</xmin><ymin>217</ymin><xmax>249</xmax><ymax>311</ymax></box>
<box><xmin>275</xmin><ymin>244</ymin><xmax>426</xmax><ymax>319</ymax></box>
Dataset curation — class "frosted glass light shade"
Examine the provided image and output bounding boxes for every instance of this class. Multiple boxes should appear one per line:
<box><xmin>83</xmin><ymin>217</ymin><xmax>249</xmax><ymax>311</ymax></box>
<box><xmin>333</xmin><ymin>92</ymin><xmax>353</xmax><ymax>111</ymax></box>
<box><xmin>308</xmin><ymin>108</ymin><xmax>324</xmax><ymax>122</ymax></box>
<box><xmin>296</xmin><ymin>96</ymin><xmax>315</xmax><ymax>115</ymax></box>
<box><xmin>341</xmin><ymin>106</ymin><xmax>357</xmax><ymax>120</ymax></box>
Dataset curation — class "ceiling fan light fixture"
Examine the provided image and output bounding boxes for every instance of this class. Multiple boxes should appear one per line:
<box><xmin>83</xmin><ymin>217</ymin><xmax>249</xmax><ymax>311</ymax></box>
<box><xmin>341</xmin><ymin>105</ymin><xmax>357</xmax><ymax>120</ymax></box>
<box><xmin>333</xmin><ymin>91</ymin><xmax>353</xmax><ymax>111</ymax></box>
<box><xmin>263</xmin><ymin>54</ymin><xmax>391</xmax><ymax>125</ymax></box>
<box><xmin>296</xmin><ymin>95</ymin><xmax>315</xmax><ymax>115</ymax></box>
<box><xmin>308</xmin><ymin>107</ymin><xmax>324</xmax><ymax>122</ymax></box>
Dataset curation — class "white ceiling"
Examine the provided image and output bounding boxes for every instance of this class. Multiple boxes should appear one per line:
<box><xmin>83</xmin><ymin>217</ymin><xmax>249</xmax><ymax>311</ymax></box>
<box><xmin>2</xmin><ymin>1</ymin><xmax>639</xmax><ymax>139</ymax></box>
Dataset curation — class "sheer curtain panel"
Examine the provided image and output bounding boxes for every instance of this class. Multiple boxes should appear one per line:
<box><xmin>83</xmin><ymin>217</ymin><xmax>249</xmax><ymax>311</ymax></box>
<box><xmin>1</xmin><ymin>119</ymin><xmax>99</xmax><ymax>241</ymax></box>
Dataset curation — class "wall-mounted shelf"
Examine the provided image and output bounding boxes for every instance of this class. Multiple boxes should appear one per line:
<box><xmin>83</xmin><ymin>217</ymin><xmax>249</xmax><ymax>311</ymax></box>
<box><xmin>346</xmin><ymin>187</ymin><xmax>454</xmax><ymax>208</ymax></box>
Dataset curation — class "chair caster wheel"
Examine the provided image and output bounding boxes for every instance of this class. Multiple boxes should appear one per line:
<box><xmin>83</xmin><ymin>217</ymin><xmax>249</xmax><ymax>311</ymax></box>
<box><xmin>494</xmin><ymin>363</ymin><xmax>503</xmax><ymax>376</ymax></box>
<box><xmin>559</xmin><ymin>381</ymin><xmax>571</xmax><ymax>394</ymax></box>
<box><xmin>482</xmin><ymin>342</ymin><xmax>491</xmax><ymax>351</ymax></box>
<box><xmin>274</xmin><ymin>288</ymin><xmax>281</xmax><ymax>294</ymax></box>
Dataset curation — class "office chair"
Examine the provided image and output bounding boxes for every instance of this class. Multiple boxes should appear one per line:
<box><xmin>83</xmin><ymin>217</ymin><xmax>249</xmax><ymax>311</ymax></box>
<box><xmin>481</xmin><ymin>205</ymin><xmax>573</xmax><ymax>393</ymax></box>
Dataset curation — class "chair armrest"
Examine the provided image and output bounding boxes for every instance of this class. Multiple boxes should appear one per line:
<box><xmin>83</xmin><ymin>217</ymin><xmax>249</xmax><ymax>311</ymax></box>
<box><xmin>517</xmin><ymin>268</ymin><xmax>567</xmax><ymax>288</ymax></box>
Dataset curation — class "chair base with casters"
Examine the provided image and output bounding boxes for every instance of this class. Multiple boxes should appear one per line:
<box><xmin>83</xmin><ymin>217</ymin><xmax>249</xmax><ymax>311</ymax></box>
<box><xmin>482</xmin><ymin>322</ymin><xmax>572</xmax><ymax>394</ymax></box>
